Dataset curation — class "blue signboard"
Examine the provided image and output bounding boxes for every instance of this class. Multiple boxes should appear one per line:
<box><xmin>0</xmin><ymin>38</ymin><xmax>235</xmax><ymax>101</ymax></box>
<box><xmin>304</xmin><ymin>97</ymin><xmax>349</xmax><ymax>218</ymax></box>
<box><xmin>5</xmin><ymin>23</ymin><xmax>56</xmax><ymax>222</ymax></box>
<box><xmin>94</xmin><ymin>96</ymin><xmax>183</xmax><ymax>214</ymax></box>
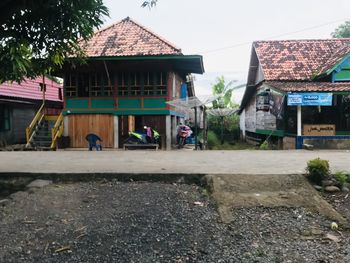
<box><xmin>287</xmin><ymin>93</ymin><xmax>333</xmax><ymax>106</ymax></box>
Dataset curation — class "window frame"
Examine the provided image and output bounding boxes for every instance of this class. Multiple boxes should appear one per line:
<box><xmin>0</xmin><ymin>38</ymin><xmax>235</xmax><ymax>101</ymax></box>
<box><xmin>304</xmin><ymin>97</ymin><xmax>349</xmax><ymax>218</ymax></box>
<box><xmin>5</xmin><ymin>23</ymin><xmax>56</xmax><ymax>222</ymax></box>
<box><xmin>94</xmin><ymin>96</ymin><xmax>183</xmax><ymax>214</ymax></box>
<box><xmin>0</xmin><ymin>104</ymin><xmax>11</xmax><ymax>131</ymax></box>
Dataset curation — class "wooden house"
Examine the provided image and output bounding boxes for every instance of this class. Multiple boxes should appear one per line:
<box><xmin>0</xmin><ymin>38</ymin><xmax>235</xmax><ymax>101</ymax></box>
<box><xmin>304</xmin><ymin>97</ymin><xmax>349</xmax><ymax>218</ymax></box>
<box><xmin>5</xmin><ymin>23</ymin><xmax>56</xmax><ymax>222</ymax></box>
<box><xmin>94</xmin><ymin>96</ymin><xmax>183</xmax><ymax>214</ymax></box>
<box><xmin>58</xmin><ymin>17</ymin><xmax>204</xmax><ymax>150</ymax></box>
<box><xmin>0</xmin><ymin>77</ymin><xmax>63</xmax><ymax>146</ymax></box>
<box><xmin>239</xmin><ymin>39</ymin><xmax>350</xmax><ymax>149</ymax></box>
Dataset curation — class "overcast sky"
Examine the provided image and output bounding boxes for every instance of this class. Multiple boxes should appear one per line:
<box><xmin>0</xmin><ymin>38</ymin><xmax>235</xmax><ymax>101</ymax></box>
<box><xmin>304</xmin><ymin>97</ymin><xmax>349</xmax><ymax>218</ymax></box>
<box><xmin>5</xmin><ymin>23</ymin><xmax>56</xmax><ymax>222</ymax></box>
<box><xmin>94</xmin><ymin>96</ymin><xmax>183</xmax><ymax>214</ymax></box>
<box><xmin>103</xmin><ymin>0</ymin><xmax>350</xmax><ymax>101</ymax></box>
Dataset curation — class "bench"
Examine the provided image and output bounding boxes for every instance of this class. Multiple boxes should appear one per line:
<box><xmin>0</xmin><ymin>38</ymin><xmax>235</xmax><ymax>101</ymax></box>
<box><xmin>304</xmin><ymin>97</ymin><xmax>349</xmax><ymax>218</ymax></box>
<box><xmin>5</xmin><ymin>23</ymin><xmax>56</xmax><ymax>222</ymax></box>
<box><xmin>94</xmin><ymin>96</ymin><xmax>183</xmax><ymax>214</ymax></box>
<box><xmin>123</xmin><ymin>143</ymin><xmax>159</xmax><ymax>150</ymax></box>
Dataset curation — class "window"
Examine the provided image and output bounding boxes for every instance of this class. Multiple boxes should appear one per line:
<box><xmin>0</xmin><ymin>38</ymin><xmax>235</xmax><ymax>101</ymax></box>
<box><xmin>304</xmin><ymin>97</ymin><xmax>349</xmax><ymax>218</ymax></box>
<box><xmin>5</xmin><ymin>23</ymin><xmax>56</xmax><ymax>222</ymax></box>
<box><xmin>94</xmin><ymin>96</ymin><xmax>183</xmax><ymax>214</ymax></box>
<box><xmin>102</xmin><ymin>74</ymin><xmax>113</xmax><ymax>96</ymax></box>
<box><xmin>130</xmin><ymin>73</ymin><xmax>141</xmax><ymax>96</ymax></box>
<box><xmin>58</xmin><ymin>88</ymin><xmax>63</xmax><ymax>101</ymax></box>
<box><xmin>0</xmin><ymin>105</ymin><xmax>10</xmax><ymax>131</ymax></box>
<box><xmin>90</xmin><ymin>74</ymin><xmax>102</xmax><ymax>96</ymax></box>
<box><xmin>143</xmin><ymin>72</ymin><xmax>167</xmax><ymax>96</ymax></box>
<box><xmin>77</xmin><ymin>74</ymin><xmax>89</xmax><ymax>97</ymax></box>
<box><xmin>64</xmin><ymin>74</ymin><xmax>78</xmax><ymax>97</ymax></box>
<box><xmin>118</xmin><ymin>72</ymin><xmax>129</xmax><ymax>96</ymax></box>
<box><xmin>154</xmin><ymin>72</ymin><xmax>167</xmax><ymax>95</ymax></box>
<box><xmin>143</xmin><ymin>72</ymin><xmax>153</xmax><ymax>96</ymax></box>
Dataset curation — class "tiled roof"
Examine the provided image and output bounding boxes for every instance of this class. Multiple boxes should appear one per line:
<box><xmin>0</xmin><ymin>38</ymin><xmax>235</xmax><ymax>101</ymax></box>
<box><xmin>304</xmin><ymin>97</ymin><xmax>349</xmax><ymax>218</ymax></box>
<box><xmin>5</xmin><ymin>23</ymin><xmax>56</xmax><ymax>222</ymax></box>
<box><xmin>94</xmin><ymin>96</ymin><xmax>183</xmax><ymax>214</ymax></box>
<box><xmin>80</xmin><ymin>17</ymin><xmax>182</xmax><ymax>57</ymax></box>
<box><xmin>0</xmin><ymin>77</ymin><xmax>63</xmax><ymax>102</ymax></box>
<box><xmin>266</xmin><ymin>81</ymin><xmax>350</xmax><ymax>92</ymax></box>
<box><xmin>254</xmin><ymin>39</ymin><xmax>350</xmax><ymax>81</ymax></box>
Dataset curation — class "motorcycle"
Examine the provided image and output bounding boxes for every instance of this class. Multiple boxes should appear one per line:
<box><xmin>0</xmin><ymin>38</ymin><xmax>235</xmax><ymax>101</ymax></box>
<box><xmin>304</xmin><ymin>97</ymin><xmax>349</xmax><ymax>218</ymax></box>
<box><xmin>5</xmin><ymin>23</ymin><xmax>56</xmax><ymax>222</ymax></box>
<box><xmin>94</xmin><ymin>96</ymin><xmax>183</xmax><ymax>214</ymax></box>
<box><xmin>124</xmin><ymin>131</ymin><xmax>147</xmax><ymax>144</ymax></box>
<box><xmin>177</xmin><ymin>125</ymin><xmax>192</xmax><ymax>149</ymax></box>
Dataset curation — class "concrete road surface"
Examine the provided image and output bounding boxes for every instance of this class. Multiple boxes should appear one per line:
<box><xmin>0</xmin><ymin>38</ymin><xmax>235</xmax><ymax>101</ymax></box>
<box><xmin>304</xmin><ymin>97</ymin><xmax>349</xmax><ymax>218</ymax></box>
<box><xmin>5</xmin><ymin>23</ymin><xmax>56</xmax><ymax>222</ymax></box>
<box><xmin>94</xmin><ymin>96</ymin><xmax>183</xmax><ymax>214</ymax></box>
<box><xmin>0</xmin><ymin>150</ymin><xmax>349</xmax><ymax>175</ymax></box>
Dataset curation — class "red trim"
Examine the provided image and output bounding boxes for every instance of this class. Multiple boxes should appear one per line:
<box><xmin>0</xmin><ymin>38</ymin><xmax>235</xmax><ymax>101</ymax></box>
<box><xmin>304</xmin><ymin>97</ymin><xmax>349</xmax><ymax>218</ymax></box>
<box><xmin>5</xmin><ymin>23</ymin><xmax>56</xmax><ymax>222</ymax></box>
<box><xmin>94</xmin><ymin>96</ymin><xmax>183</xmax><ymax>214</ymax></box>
<box><xmin>166</xmin><ymin>72</ymin><xmax>171</xmax><ymax>110</ymax></box>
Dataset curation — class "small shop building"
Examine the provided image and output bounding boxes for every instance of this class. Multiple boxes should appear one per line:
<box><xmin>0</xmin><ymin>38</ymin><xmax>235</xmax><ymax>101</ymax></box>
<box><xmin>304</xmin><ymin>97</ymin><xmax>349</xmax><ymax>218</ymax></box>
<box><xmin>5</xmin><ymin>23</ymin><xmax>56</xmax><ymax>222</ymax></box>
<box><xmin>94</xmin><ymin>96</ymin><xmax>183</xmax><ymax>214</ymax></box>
<box><xmin>239</xmin><ymin>39</ymin><xmax>350</xmax><ymax>149</ymax></box>
<box><xmin>58</xmin><ymin>17</ymin><xmax>204</xmax><ymax>150</ymax></box>
<box><xmin>0</xmin><ymin>77</ymin><xmax>62</xmax><ymax>146</ymax></box>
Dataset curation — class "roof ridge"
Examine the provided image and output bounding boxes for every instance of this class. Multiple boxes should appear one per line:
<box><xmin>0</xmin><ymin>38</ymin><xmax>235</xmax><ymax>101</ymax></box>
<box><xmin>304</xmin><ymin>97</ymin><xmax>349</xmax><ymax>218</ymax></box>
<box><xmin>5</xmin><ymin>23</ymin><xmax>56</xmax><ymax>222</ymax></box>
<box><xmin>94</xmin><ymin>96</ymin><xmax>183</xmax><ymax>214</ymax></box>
<box><xmin>316</xmin><ymin>46</ymin><xmax>350</xmax><ymax>75</ymax></box>
<box><xmin>126</xmin><ymin>17</ymin><xmax>182</xmax><ymax>53</ymax></box>
<box><xmin>254</xmin><ymin>38</ymin><xmax>350</xmax><ymax>44</ymax></box>
<box><xmin>92</xmin><ymin>17</ymin><xmax>181</xmax><ymax>53</ymax></box>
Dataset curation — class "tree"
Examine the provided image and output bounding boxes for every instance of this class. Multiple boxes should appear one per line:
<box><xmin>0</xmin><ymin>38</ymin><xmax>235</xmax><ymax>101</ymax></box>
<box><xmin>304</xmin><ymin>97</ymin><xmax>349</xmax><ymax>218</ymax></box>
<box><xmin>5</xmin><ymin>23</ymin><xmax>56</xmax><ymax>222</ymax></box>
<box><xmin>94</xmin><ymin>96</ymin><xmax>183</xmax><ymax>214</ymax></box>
<box><xmin>0</xmin><ymin>0</ymin><xmax>109</xmax><ymax>83</ymax></box>
<box><xmin>141</xmin><ymin>0</ymin><xmax>158</xmax><ymax>8</ymax></box>
<box><xmin>331</xmin><ymin>20</ymin><xmax>350</xmax><ymax>38</ymax></box>
<box><xmin>0</xmin><ymin>1</ymin><xmax>155</xmax><ymax>83</ymax></box>
<box><xmin>208</xmin><ymin>76</ymin><xmax>243</xmax><ymax>144</ymax></box>
<box><xmin>211</xmin><ymin>76</ymin><xmax>243</xmax><ymax>109</ymax></box>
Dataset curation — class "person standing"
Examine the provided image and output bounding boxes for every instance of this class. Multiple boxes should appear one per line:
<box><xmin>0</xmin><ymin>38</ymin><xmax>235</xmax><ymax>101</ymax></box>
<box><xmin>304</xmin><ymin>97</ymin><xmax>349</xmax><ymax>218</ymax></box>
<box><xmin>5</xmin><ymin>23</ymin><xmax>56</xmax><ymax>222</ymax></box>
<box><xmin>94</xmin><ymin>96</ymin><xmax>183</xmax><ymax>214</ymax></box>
<box><xmin>144</xmin><ymin>126</ymin><xmax>152</xmax><ymax>143</ymax></box>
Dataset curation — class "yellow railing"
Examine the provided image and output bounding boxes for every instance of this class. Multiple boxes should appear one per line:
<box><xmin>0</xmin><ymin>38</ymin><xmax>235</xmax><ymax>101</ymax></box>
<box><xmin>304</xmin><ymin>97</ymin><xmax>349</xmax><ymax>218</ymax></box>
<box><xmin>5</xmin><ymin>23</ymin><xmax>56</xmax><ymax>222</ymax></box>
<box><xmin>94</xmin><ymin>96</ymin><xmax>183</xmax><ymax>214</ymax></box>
<box><xmin>26</xmin><ymin>103</ymin><xmax>45</xmax><ymax>147</ymax></box>
<box><xmin>50</xmin><ymin>113</ymin><xmax>64</xmax><ymax>149</ymax></box>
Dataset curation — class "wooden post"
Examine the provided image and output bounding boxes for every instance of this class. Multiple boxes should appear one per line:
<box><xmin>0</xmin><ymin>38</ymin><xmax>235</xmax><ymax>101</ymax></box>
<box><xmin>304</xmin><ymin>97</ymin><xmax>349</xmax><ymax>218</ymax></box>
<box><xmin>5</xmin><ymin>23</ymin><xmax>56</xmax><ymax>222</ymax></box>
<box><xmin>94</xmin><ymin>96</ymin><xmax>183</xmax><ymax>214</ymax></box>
<box><xmin>166</xmin><ymin>115</ymin><xmax>171</xmax><ymax>150</ymax></box>
<box><xmin>42</xmin><ymin>75</ymin><xmax>46</xmax><ymax>106</ymax></box>
<box><xmin>297</xmin><ymin>105</ymin><xmax>302</xmax><ymax>136</ymax></box>
<box><xmin>194</xmin><ymin>106</ymin><xmax>198</xmax><ymax>150</ymax></box>
<box><xmin>221</xmin><ymin>116</ymin><xmax>224</xmax><ymax>145</ymax></box>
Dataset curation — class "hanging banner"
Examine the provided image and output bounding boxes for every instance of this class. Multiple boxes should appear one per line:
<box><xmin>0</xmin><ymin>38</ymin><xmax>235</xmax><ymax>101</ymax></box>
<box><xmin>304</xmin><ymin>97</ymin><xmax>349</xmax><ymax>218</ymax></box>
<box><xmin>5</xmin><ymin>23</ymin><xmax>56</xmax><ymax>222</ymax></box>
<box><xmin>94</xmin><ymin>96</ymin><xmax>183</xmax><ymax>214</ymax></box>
<box><xmin>287</xmin><ymin>93</ymin><xmax>333</xmax><ymax>106</ymax></box>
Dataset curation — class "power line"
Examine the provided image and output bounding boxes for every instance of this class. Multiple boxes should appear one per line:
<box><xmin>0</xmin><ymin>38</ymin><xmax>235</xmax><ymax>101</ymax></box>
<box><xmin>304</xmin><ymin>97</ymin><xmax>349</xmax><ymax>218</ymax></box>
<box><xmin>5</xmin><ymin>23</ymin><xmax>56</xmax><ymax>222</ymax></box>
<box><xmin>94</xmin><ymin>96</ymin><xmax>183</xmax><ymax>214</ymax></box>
<box><xmin>199</xmin><ymin>17</ymin><xmax>350</xmax><ymax>54</ymax></box>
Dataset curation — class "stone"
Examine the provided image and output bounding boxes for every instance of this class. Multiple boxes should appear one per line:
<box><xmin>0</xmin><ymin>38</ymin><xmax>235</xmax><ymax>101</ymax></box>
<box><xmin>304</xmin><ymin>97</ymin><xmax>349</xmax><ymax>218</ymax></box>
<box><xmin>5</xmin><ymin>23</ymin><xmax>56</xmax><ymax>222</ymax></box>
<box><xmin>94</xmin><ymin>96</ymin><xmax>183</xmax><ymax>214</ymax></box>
<box><xmin>322</xmin><ymin>180</ymin><xmax>334</xmax><ymax>187</ymax></box>
<box><xmin>0</xmin><ymin>199</ymin><xmax>9</xmax><ymax>206</ymax></box>
<box><xmin>311</xmin><ymin>228</ymin><xmax>323</xmax><ymax>235</ymax></box>
<box><xmin>27</xmin><ymin>179</ymin><xmax>52</xmax><ymax>188</ymax></box>
<box><xmin>325</xmin><ymin>233</ymin><xmax>340</xmax><ymax>243</ymax></box>
<box><xmin>313</xmin><ymin>185</ymin><xmax>322</xmax><ymax>191</ymax></box>
<box><xmin>324</xmin><ymin>186</ymin><xmax>341</xmax><ymax>193</ymax></box>
<box><xmin>342</xmin><ymin>187</ymin><xmax>350</xmax><ymax>193</ymax></box>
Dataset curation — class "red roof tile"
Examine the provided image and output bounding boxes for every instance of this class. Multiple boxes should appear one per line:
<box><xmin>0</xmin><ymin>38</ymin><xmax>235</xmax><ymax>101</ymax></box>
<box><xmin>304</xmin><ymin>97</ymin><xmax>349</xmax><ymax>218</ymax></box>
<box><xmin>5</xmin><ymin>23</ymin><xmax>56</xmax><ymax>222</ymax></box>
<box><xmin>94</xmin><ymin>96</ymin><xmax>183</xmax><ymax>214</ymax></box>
<box><xmin>80</xmin><ymin>17</ymin><xmax>182</xmax><ymax>57</ymax></box>
<box><xmin>0</xmin><ymin>77</ymin><xmax>63</xmax><ymax>102</ymax></box>
<box><xmin>254</xmin><ymin>39</ymin><xmax>350</xmax><ymax>81</ymax></box>
<box><xmin>266</xmin><ymin>81</ymin><xmax>350</xmax><ymax>92</ymax></box>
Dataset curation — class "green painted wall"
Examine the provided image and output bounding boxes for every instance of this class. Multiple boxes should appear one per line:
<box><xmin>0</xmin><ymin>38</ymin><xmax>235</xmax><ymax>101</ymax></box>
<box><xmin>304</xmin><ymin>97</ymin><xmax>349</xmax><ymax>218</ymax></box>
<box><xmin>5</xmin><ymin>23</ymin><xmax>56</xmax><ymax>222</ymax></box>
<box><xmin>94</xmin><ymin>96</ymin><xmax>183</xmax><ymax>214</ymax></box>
<box><xmin>143</xmin><ymin>98</ymin><xmax>166</xmax><ymax>108</ymax></box>
<box><xmin>118</xmin><ymin>98</ymin><xmax>141</xmax><ymax>109</ymax></box>
<box><xmin>334</xmin><ymin>70</ymin><xmax>350</xmax><ymax>81</ymax></box>
<box><xmin>66</xmin><ymin>99</ymin><xmax>89</xmax><ymax>109</ymax></box>
<box><xmin>91</xmin><ymin>98</ymin><xmax>115</xmax><ymax>109</ymax></box>
<box><xmin>336</xmin><ymin>131</ymin><xmax>350</xmax><ymax>136</ymax></box>
<box><xmin>63</xmin><ymin>109</ymin><xmax>171</xmax><ymax>115</ymax></box>
<box><xmin>256</xmin><ymin>129</ymin><xmax>285</xmax><ymax>137</ymax></box>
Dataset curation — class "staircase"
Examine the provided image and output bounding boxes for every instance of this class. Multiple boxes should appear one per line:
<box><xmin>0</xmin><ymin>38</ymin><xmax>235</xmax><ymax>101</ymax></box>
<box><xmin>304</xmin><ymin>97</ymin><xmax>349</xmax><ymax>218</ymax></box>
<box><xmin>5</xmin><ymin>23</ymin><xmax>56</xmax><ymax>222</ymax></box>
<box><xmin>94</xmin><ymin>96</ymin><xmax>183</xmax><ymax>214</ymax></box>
<box><xmin>26</xmin><ymin>103</ymin><xmax>64</xmax><ymax>151</ymax></box>
<box><xmin>29</xmin><ymin>119</ymin><xmax>56</xmax><ymax>150</ymax></box>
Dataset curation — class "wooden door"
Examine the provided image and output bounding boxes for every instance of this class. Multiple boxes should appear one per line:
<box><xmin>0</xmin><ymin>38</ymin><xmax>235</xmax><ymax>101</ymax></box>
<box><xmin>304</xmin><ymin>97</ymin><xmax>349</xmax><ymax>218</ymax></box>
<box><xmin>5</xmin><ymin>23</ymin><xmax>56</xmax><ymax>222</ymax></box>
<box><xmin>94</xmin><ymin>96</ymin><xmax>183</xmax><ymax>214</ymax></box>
<box><xmin>68</xmin><ymin>114</ymin><xmax>114</xmax><ymax>148</ymax></box>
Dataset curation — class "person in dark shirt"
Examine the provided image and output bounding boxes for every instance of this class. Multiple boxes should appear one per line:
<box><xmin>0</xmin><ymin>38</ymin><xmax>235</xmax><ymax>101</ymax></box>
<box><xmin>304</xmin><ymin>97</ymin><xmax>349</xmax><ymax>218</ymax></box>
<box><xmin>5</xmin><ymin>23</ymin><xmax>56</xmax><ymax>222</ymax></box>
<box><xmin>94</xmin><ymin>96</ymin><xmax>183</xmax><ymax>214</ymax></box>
<box><xmin>85</xmin><ymin>133</ymin><xmax>102</xmax><ymax>151</ymax></box>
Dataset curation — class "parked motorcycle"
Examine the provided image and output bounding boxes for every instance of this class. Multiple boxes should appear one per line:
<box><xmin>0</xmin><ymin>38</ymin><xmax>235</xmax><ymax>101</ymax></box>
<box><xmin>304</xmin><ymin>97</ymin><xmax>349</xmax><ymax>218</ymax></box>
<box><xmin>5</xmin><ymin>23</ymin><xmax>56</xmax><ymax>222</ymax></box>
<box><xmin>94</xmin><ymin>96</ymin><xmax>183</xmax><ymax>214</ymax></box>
<box><xmin>124</xmin><ymin>131</ymin><xmax>146</xmax><ymax>144</ymax></box>
<box><xmin>177</xmin><ymin>125</ymin><xmax>192</xmax><ymax>149</ymax></box>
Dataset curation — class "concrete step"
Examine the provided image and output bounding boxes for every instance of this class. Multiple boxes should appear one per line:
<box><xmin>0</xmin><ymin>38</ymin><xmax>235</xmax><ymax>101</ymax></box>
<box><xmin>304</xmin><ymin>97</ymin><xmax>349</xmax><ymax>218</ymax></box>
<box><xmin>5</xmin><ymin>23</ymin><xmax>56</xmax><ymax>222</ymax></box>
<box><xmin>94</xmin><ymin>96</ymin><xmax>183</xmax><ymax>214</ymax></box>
<box><xmin>32</xmin><ymin>141</ymin><xmax>52</xmax><ymax>147</ymax></box>
<box><xmin>33</xmin><ymin>136</ymin><xmax>51</xmax><ymax>142</ymax></box>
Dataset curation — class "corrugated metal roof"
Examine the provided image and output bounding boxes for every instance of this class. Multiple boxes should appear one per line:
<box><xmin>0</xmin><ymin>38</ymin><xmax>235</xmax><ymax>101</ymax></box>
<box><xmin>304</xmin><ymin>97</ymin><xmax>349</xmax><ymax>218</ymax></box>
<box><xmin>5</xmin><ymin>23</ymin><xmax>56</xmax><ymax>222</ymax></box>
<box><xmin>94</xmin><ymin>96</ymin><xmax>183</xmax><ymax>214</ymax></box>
<box><xmin>0</xmin><ymin>77</ymin><xmax>63</xmax><ymax>102</ymax></box>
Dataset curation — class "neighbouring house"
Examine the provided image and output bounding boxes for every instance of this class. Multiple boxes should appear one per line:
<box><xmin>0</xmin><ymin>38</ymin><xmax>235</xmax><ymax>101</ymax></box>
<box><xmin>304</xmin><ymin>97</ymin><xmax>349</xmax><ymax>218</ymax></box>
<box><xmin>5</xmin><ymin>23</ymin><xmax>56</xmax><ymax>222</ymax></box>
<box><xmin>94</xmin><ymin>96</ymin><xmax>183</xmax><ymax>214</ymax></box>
<box><xmin>57</xmin><ymin>17</ymin><xmax>204</xmax><ymax>150</ymax></box>
<box><xmin>0</xmin><ymin>77</ymin><xmax>63</xmax><ymax>146</ymax></box>
<box><xmin>239</xmin><ymin>39</ymin><xmax>350</xmax><ymax>149</ymax></box>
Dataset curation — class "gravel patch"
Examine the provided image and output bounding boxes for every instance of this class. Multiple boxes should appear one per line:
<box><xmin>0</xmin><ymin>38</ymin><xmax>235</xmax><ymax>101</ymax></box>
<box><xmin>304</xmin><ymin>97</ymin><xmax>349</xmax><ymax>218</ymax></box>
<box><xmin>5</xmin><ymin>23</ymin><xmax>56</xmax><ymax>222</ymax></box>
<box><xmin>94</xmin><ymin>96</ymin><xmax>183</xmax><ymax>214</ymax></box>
<box><xmin>0</xmin><ymin>180</ymin><xmax>349</xmax><ymax>262</ymax></box>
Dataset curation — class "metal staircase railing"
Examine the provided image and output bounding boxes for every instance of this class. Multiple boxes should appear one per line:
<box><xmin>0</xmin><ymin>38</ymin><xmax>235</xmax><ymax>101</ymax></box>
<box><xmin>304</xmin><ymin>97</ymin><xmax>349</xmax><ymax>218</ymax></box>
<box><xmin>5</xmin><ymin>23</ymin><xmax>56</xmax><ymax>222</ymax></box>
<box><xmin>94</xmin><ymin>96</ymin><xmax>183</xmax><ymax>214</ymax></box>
<box><xmin>50</xmin><ymin>113</ymin><xmax>64</xmax><ymax>150</ymax></box>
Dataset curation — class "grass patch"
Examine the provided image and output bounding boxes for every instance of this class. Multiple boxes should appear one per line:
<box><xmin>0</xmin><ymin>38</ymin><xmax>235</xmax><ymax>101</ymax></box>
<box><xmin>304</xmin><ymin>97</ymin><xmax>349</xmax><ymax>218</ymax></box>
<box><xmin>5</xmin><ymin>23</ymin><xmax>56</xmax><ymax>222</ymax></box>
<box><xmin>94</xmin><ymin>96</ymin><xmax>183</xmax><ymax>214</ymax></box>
<box><xmin>209</xmin><ymin>141</ymin><xmax>257</xmax><ymax>150</ymax></box>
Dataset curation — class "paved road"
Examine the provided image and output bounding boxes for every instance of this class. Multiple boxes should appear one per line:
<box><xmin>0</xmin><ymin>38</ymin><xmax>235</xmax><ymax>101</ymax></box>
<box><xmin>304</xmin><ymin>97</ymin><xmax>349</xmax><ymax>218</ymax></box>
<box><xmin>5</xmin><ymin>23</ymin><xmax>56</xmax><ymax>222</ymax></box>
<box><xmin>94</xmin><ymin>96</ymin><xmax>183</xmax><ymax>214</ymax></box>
<box><xmin>0</xmin><ymin>150</ymin><xmax>349</xmax><ymax>175</ymax></box>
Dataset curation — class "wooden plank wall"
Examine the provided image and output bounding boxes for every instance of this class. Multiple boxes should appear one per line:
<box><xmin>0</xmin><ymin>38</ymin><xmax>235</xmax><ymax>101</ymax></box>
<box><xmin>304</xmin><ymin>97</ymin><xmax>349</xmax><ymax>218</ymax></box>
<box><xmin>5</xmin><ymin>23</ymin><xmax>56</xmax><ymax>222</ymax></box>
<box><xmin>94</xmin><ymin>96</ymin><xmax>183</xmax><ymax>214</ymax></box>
<box><xmin>245</xmin><ymin>92</ymin><xmax>257</xmax><ymax>132</ymax></box>
<box><xmin>68</xmin><ymin>114</ymin><xmax>114</xmax><ymax>148</ymax></box>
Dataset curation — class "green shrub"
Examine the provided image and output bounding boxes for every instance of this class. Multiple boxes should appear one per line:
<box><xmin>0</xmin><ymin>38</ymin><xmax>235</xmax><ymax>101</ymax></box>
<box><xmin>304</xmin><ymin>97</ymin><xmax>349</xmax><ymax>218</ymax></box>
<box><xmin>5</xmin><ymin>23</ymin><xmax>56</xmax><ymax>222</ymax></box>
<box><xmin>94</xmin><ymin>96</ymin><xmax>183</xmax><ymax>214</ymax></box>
<box><xmin>306</xmin><ymin>158</ymin><xmax>330</xmax><ymax>185</ymax></box>
<box><xmin>335</xmin><ymin>171</ymin><xmax>349</xmax><ymax>186</ymax></box>
<box><xmin>207</xmin><ymin>131</ymin><xmax>220</xmax><ymax>148</ymax></box>
<box><xmin>259</xmin><ymin>140</ymin><xmax>269</xmax><ymax>150</ymax></box>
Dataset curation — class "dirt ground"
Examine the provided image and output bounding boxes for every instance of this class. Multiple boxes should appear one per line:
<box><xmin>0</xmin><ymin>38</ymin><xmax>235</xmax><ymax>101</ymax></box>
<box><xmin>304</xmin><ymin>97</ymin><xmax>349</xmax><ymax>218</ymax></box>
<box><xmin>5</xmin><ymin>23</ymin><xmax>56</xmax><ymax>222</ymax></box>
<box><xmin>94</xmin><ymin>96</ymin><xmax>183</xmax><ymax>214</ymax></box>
<box><xmin>205</xmin><ymin>174</ymin><xmax>348</xmax><ymax>226</ymax></box>
<box><xmin>324</xmin><ymin>191</ymin><xmax>350</xmax><ymax>222</ymax></box>
<box><xmin>1</xmin><ymin>180</ymin><xmax>350</xmax><ymax>262</ymax></box>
